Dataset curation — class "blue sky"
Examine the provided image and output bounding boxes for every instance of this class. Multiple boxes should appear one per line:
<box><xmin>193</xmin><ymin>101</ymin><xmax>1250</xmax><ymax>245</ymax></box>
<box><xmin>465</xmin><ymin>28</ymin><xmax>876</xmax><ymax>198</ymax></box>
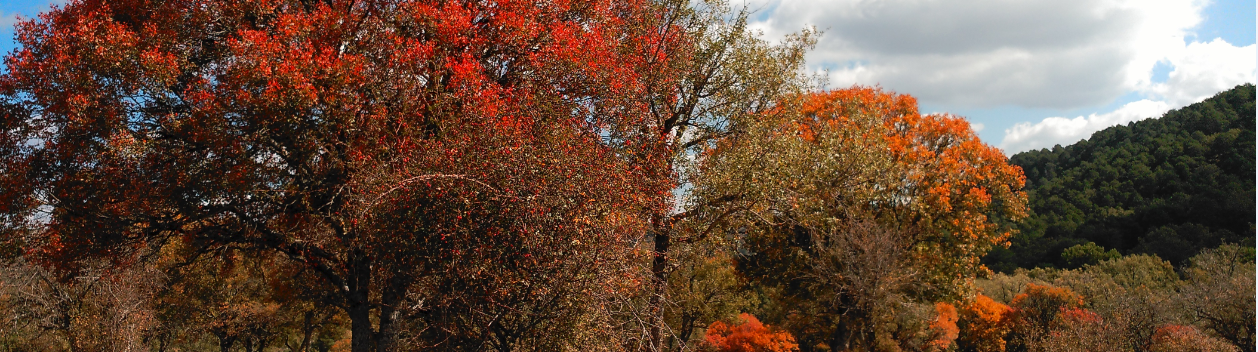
<box><xmin>2</xmin><ymin>0</ymin><xmax>1255</xmax><ymax>154</ymax></box>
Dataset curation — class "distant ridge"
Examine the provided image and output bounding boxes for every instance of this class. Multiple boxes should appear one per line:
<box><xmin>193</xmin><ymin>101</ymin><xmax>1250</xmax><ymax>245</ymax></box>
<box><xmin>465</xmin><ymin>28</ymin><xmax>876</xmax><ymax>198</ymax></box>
<box><xmin>985</xmin><ymin>84</ymin><xmax>1255</xmax><ymax>271</ymax></box>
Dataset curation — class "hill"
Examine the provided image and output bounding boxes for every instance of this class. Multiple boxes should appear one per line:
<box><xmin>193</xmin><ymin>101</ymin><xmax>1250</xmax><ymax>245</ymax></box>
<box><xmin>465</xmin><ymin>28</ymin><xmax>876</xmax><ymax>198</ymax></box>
<box><xmin>985</xmin><ymin>84</ymin><xmax>1256</xmax><ymax>272</ymax></box>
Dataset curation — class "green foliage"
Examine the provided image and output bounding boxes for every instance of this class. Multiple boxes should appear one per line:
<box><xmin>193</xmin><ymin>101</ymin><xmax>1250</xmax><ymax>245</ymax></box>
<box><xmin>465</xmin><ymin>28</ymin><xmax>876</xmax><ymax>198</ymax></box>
<box><xmin>664</xmin><ymin>240</ymin><xmax>762</xmax><ymax>349</ymax></box>
<box><xmin>1085</xmin><ymin>254</ymin><xmax>1181</xmax><ymax>291</ymax></box>
<box><xmin>988</xmin><ymin>84</ymin><xmax>1256</xmax><ymax>271</ymax></box>
<box><xmin>1060</xmin><ymin>242</ymin><xmax>1120</xmax><ymax>268</ymax></box>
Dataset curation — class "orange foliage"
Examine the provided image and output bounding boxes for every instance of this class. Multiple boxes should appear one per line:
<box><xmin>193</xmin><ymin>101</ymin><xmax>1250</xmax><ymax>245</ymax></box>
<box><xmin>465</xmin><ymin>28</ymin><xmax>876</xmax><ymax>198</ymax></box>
<box><xmin>704</xmin><ymin>313</ymin><xmax>799</xmax><ymax>352</ymax></box>
<box><xmin>1007</xmin><ymin>283</ymin><xmax>1084</xmax><ymax>332</ymax></box>
<box><xmin>796</xmin><ymin>87</ymin><xmax>1027</xmax><ymax>298</ymax></box>
<box><xmin>957</xmin><ymin>294</ymin><xmax>1013</xmax><ymax>352</ymax></box>
<box><xmin>927</xmin><ymin>302</ymin><xmax>960</xmax><ymax>350</ymax></box>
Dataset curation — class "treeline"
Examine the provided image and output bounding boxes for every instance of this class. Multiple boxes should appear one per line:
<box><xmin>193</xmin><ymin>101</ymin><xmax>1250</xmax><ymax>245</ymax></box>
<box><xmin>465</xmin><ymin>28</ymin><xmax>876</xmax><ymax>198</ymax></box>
<box><xmin>970</xmin><ymin>244</ymin><xmax>1253</xmax><ymax>352</ymax></box>
<box><xmin>986</xmin><ymin>84</ymin><xmax>1256</xmax><ymax>271</ymax></box>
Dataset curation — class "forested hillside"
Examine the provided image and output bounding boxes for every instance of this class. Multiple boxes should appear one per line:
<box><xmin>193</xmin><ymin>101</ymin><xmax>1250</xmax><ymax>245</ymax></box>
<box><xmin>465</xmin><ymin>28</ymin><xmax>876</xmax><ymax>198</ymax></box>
<box><xmin>985</xmin><ymin>84</ymin><xmax>1255</xmax><ymax>271</ymax></box>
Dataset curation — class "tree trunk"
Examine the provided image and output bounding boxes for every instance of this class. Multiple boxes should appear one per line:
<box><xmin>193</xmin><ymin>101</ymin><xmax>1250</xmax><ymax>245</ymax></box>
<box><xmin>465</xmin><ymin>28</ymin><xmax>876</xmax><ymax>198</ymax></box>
<box><xmin>377</xmin><ymin>277</ymin><xmax>406</xmax><ymax>352</ymax></box>
<box><xmin>349</xmin><ymin>299</ymin><xmax>374</xmax><ymax>352</ymax></box>
<box><xmin>830</xmin><ymin>319</ymin><xmax>853</xmax><ymax>352</ymax></box>
<box><xmin>648</xmin><ymin>225</ymin><xmax>672</xmax><ymax>351</ymax></box>
<box><xmin>216</xmin><ymin>334</ymin><xmax>235</xmax><ymax>352</ymax></box>
<box><xmin>298</xmin><ymin>310</ymin><xmax>317</xmax><ymax>352</ymax></box>
<box><xmin>348</xmin><ymin>250</ymin><xmax>375</xmax><ymax>352</ymax></box>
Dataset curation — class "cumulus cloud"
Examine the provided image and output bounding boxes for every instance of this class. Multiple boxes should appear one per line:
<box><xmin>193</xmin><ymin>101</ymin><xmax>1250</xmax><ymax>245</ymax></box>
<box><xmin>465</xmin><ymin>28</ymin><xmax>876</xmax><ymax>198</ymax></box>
<box><xmin>749</xmin><ymin>0</ymin><xmax>1208</xmax><ymax>109</ymax></box>
<box><xmin>745</xmin><ymin>0</ymin><xmax>1253</xmax><ymax>154</ymax></box>
<box><xmin>999</xmin><ymin>99</ymin><xmax>1171</xmax><ymax>153</ymax></box>
<box><xmin>999</xmin><ymin>38</ymin><xmax>1254</xmax><ymax>154</ymax></box>
<box><xmin>1142</xmin><ymin>39</ymin><xmax>1257</xmax><ymax>106</ymax></box>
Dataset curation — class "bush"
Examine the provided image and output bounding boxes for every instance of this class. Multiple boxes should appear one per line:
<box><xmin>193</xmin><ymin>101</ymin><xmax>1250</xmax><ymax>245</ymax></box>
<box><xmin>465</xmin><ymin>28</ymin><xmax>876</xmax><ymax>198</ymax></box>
<box><xmin>1061</xmin><ymin>243</ymin><xmax>1120</xmax><ymax>268</ymax></box>
<box><xmin>957</xmin><ymin>294</ymin><xmax>1012</xmax><ymax>352</ymax></box>
<box><xmin>704</xmin><ymin>313</ymin><xmax>799</xmax><ymax>352</ymax></box>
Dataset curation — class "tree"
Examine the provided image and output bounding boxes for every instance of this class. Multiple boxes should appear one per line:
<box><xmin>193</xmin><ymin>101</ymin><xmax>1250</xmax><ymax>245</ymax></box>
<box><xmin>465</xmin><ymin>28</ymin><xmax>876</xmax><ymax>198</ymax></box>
<box><xmin>1148</xmin><ymin>325</ymin><xmax>1240</xmax><ymax>352</ymax></box>
<box><xmin>1060</xmin><ymin>242</ymin><xmax>1120</xmax><ymax>268</ymax></box>
<box><xmin>701</xmin><ymin>87</ymin><xmax>1025</xmax><ymax>350</ymax></box>
<box><xmin>663</xmin><ymin>239</ymin><xmax>761</xmax><ymax>350</ymax></box>
<box><xmin>1179</xmin><ymin>244</ymin><xmax>1255</xmax><ymax>352</ymax></box>
<box><xmin>0</xmin><ymin>258</ymin><xmax>162</xmax><ymax>351</ymax></box>
<box><xmin>1004</xmin><ymin>283</ymin><xmax>1084</xmax><ymax>351</ymax></box>
<box><xmin>630</xmin><ymin>1</ymin><xmax>817</xmax><ymax>348</ymax></box>
<box><xmin>1025</xmin><ymin>307</ymin><xmax>1129</xmax><ymax>352</ymax></box>
<box><xmin>925</xmin><ymin>302</ymin><xmax>960</xmax><ymax>351</ymax></box>
<box><xmin>0</xmin><ymin>0</ymin><xmax>686</xmax><ymax>350</ymax></box>
<box><xmin>957</xmin><ymin>294</ymin><xmax>1012</xmax><ymax>352</ymax></box>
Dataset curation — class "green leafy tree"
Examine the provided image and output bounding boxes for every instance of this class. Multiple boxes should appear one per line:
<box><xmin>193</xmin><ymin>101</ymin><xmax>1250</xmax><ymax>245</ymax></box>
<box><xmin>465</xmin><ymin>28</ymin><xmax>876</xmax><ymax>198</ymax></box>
<box><xmin>1060</xmin><ymin>242</ymin><xmax>1120</xmax><ymax>268</ymax></box>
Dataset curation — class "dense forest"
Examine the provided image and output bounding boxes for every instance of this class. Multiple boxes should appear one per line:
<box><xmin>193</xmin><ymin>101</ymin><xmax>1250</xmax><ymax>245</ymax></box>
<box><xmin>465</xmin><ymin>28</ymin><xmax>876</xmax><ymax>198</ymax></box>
<box><xmin>0</xmin><ymin>0</ymin><xmax>1251</xmax><ymax>352</ymax></box>
<box><xmin>985</xmin><ymin>84</ymin><xmax>1255</xmax><ymax>271</ymax></box>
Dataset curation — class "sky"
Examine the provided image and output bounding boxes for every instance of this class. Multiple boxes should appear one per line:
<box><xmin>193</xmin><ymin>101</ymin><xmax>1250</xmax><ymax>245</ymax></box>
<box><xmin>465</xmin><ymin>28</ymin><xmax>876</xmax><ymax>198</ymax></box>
<box><xmin>1</xmin><ymin>0</ymin><xmax>1255</xmax><ymax>154</ymax></box>
<box><xmin>747</xmin><ymin>0</ymin><xmax>1256</xmax><ymax>154</ymax></box>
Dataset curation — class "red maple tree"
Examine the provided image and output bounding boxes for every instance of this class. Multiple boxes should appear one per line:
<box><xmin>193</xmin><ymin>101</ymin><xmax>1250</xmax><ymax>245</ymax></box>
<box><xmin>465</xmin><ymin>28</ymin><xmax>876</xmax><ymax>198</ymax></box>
<box><xmin>0</xmin><ymin>0</ymin><xmax>685</xmax><ymax>349</ymax></box>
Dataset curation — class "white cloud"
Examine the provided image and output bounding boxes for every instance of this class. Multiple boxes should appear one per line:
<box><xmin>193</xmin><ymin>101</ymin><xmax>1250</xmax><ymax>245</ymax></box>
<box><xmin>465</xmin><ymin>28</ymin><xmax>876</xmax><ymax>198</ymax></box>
<box><xmin>999</xmin><ymin>99</ymin><xmax>1171</xmax><ymax>153</ymax></box>
<box><xmin>970</xmin><ymin>122</ymin><xmax>984</xmax><ymax>133</ymax></box>
<box><xmin>745</xmin><ymin>0</ymin><xmax>1253</xmax><ymax>153</ymax></box>
<box><xmin>750</xmin><ymin>0</ymin><xmax>1209</xmax><ymax>109</ymax></box>
<box><xmin>999</xmin><ymin>38</ymin><xmax>1255</xmax><ymax>154</ymax></box>
<box><xmin>1142</xmin><ymin>39</ymin><xmax>1257</xmax><ymax>106</ymax></box>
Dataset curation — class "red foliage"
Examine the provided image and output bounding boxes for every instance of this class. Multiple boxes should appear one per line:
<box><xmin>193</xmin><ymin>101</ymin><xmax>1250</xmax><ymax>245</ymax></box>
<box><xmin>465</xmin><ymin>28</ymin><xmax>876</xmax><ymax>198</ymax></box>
<box><xmin>1058</xmin><ymin>307</ymin><xmax>1102</xmax><ymax>325</ymax></box>
<box><xmin>1149</xmin><ymin>325</ymin><xmax>1240</xmax><ymax>352</ymax></box>
<box><xmin>0</xmin><ymin>0</ymin><xmax>684</xmax><ymax>349</ymax></box>
<box><xmin>704</xmin><ymin>313</ymin><xmax>799</xmax><ymax>352</ymax></box>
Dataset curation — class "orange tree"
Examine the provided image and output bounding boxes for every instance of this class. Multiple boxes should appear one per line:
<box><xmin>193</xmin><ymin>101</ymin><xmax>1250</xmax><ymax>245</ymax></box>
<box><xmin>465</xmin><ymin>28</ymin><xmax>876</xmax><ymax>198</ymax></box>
<box><xmin>704</xmin><ymin>313</ymin><xmax>799</xmax><ymax>352</ymax></box>
<box><xmin>1003</xmin><ymin>283</ymin><xmax>1085</xmax><ymax>350</ymax></box>
<box><xmin>698</xmin><ymin>87</ymin><xmax>1026</xmax><ymax>349</ymax></box>
<box><xmin>0</xmin><ymin>0</ymin><xmax>689</xmax><ymax>350</ymax></box>
<box><xmin>957</xmin><ymin>294</ymin><xmax>1012</xmax><ymax>352</ymax></box>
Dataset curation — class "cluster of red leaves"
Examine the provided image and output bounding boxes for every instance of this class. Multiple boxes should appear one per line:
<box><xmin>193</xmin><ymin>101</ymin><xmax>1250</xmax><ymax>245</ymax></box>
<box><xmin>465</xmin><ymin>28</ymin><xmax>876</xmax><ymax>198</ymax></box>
<box><xmin>704</xmin><ymin>313</ymin><xmax>799</xmax><ymax>352</ymax></box>
<box><xmin>1149</xmin><ymin>325</ymin><xmax>1240</xmax><ymax>352</ymax></box>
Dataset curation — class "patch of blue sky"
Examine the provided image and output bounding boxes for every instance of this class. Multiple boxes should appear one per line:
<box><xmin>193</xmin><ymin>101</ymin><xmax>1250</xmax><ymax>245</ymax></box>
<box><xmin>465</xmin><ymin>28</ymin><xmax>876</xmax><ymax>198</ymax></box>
<box><xmin>1193</xmin><ymin>0</ymin><xmax>1255</xmax><ymax>46</ymax></box>
<box><xmin>1149</xmin><ymin>60</ymin><xmax>1174</xmax><ymax>84</ymax></box>
<box><xmin>1</xmin><ymin>0</ymin><xmax>60</xmax><ymax>64</ymax></box>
